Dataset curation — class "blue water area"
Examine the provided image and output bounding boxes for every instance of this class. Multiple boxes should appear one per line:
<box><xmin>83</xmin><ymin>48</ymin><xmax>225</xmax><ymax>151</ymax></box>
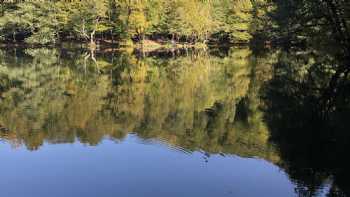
<box><xmin>0</xmin><ymin>135</ymin><xmax>296</xmax><ymax>197</ymax></box>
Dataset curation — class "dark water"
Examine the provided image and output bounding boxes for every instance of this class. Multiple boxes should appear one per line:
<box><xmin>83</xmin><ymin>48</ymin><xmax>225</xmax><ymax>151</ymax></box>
<box><xmin>0</xmin><ymin>47</ymin><xmax>348</xmax><ymax>197</ymax></box>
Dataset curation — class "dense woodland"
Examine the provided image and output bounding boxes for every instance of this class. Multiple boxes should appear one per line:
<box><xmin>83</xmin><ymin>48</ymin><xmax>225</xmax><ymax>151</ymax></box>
<box><xmin>0</xmin><ymin>0</ymin><xmax>348</xmax><ymax>48</ymax></box>
<box><xmin>0</xmin><ymin>0</ymin><xmax>266</xmax><ymax>45</ymax></box>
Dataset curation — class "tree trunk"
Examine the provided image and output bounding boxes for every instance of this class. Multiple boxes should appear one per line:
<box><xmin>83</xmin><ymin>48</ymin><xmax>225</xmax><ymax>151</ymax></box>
<box><xmin>90</xmin><ymin>30</ymin><xmax>96</xmax><ymax>46</ymax></box>
<box><xmin>90</xmin><ymin>18</ymin><xmax>99</xmax><ymax>48</ymax></box>
<box><xmin>12</xmin><ymin>31</ymin><xmax>16</xmax><ymax>42</ymax></box>
<box><xmin>111</xmin><ymin>29</ymin><xmax>114</xmax><ymax>45</ymax></box>
<box><xmin>141</xmin><ymin>33</ymin><xmax>145</xmax><ymax>46</ymax></box>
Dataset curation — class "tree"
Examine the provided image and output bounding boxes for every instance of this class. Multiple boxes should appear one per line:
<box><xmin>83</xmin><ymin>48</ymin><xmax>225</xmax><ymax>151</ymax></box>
<box><xmin>0</xmin><ymin>1</ymin><xmax>60</xmax><ymax>44</ymax></box>
<box><xmin>212</xmin><ymin>0</ymin><xmax>254</xmax><ymax>43</ymax></box>
<box><xmin>127</xmin><ymin>1</ymin><xmax>149</xmax><ymax>43</ymax></box>
<box><xmin>67</xmin><ymin>0</ymin><xmax>109</xmax><ymax>46</ymax></box>
<box><xmin>0</xmin><ymin>0</ymin><xmax>265</xmax><ymax>44</ymax></box>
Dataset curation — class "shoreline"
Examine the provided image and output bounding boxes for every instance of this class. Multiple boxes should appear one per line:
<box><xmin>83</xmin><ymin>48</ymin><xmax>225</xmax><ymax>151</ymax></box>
<box><xmin>0</xmin><ymin>39</ymin><xmax>250</xmax><ymax>51</ymax></box>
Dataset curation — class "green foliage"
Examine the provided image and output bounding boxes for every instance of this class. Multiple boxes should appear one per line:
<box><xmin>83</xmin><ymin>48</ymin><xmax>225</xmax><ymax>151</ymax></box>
<box><xmin>0</xmin><ymin>0</ymin><xmax>264</xmax><ymax>44</ymax></box>
<box><xmin>212</xmin><ymin>0</ymin><xmax>254</xmax><ymax>42</ymax></box>
<box><xmin>264</xmin><ymin>0</ymin><xmax>350</xmax><ymax>50</ymax></box>
<box><xmin>0</xmin><ymin>1</ymin><xmax>60</xmax><ymax>44</ymax></box>
<box><xmin>2</xmin><ymin>0</ymin><xmax>348</xmax><ymax>47</ymax></box>
<box><xmin>64</xmin><ymin>0</ymin><xmax>110</xmax><ymax>43</ymax></box>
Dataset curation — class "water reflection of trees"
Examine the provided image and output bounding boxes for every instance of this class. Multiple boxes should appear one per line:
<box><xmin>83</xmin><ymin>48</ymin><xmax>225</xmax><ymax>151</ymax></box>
<box><xmin>3</xmin><ymin>46</ymin><xmax>349</xmax><ymax>195</ymax></box>
<box><xmin>262</xmin><ymin>48</ymin><xmax>350</xmax><ymax>197</ymax></box>
<box><xmin>0</xmin><ymin>47</ymin><xmax>276</xmax><ymax>161</ymax></box>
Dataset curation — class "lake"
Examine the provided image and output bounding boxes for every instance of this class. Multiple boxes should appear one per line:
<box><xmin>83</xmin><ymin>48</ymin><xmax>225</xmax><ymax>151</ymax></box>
<box><xmin>0</xmin><ymin>46</ymin><xmax>348</xmax><ymax>197</ymax></box>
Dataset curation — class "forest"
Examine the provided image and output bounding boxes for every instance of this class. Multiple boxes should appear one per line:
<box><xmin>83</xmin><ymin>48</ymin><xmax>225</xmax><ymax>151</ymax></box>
<box><xmin>0</xmin><ymin>0</ymin><xmax>348</xmax><ymax>51</ymax></box>
<box><xmin>0</xmin><ymin>0</ymin><xmax>264</xmax><ymax>46</ymax></box>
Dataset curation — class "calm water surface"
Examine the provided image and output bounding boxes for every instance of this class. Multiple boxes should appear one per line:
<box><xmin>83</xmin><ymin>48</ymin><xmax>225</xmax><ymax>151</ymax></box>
<box><xmin>1</xmin><ymin>136</ymin><xmax>295</xmax><ymax>197</ymax></box>
<box><xmin>0</xmin><ymin>47</ymin><xmax>345</xmax><ymax>197</ymax></box>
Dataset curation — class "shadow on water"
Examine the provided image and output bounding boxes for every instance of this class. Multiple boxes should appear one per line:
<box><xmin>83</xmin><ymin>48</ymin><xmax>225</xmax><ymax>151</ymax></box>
<box><xmin>262</xmin><ymin>48</ymin><xmax>350</xmax><ymax>196</ymax></box>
